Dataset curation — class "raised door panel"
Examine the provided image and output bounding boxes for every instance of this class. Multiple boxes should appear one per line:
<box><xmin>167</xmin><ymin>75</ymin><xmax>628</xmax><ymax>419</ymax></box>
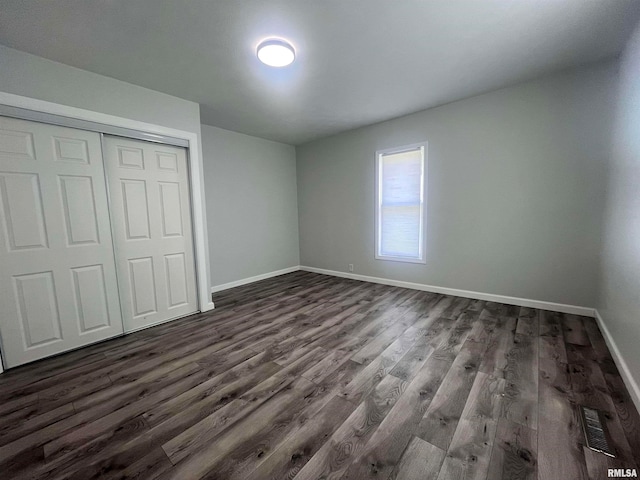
<box><xmin>121</xmin><ymin>179</ymin><xmax>151</xmax><ymax>240</ymax></box>
<box><xmin>156</xmin><ymin>152</ymin><xmax>178</xmax><ymax>172</ymax></box>
<box><xmin>128</xmin><ymin>256</ymin><xmax>158</xmax><ymax>318</ymax></box>
<box><xmin>0</xmin><ymin>116</ymin><xmax>124</xmax><ymax>368</ymax></box>
<box><xmin>159</xmin><ymin>182</ymin><xmax>183</xmax><ymax>237</ymax></box>
<box><xmin>59</xmin><ymin>175</ymin><xmax>100</xmax><ymax>246</ymax></box>
<box><xmin>71</xmin><ymin>265</ymin><xmax>112</xmax><ymax>334</ymax></box>
<box><xmin>13</xmin><ymin>271</ymin><xmax>62</xmax><ymax>349</ymax></box>
<box><xmin>165</xmin><ymin>253</ymin><xmax>188</xmax><ymax>309</ymax></box>
<box><xmin>117</xmin><ymin>146</ymin><xmax>145</xmax><ymax>170</ymax></box>
<box><xmin>0</xmin><ymin>173</ymin><xmax>49</xmax><ymax>251</ymax></box>
<box><xmin>0</xmin><ymin>128</ymin><xmax>35</xmax><ymax>160</ymax></box>
<box><xmin>53</xmin><ymin>137</ymin><xmax>90</xmax><ymax>165</ymax></box>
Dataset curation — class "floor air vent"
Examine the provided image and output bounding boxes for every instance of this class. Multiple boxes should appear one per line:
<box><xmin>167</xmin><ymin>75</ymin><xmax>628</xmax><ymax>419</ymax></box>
<box><xmin>580</xmin><ymin>406</ymin><xmax>615</xmax><ymax>457</ymax></box>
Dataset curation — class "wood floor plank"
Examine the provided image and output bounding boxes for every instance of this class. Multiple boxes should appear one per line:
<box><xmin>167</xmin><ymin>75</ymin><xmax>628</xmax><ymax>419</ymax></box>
<box><xmin>603</xmin><ymin>372</ymin><xmax>640</xmax><ymax>456</ymax></box>
<box><xmin>0</xmin><ymin>272</ymin><xmax>637</xmax><ymax>480</ymax></box>
<box><xmin>0</xmin><ymin>393</ymin><xmax>38</xmax><ymax>418</ymax></box>
<box><xmin>106</xmin><ymin>448</ymin><xmax>174</xmax><ymax>480</ymax></box>
<box><xmin>582</xmin><ymin>317</ymin><xmax>613</xmax><ymax>363</ymax></box>
<box><xmin>562</xmin><ymin>314</ymin><xmax>591</xmax><ymax>346</ymax></box>
<box><xmin>537</xmin><ymin>356</ymin><xmax>589</xmax><ymax>480</ymax></box>
<box><xmin>466</xmin><ymin>310</ymin><xmax>497</xmax><ymax>344</ymax></box>
<box><xmin>388</xmin><ymin>436</ymin><xmax>446</xmax><ymax>480</ymax></box>
<box><xmin>349</xmin><ymin>312</ymin><xmax>416</xmax><ymax>365</ymax></box>
<box><xmin>539</xmin><ymin>310</ymin><xmax>568</xmax><ymax>363</ymax></box>
<box><xmin>431</xmin><ymin>311</ymin><xmax>476</xmax><ymax>360</ymax></box>
<box><xmin>340</xmin><ymin>355</ymin><xmax>454</xmax><ymax>479</ymax></box>
<box><xmin>243</xmin><ymin>395</ymin><xmax>355</xmax><ymax>480</ymax></box>
<box><xmin>478</xmin><ymin>317</ymin><xmax>517</xmax><ymax>378</ymax></box>
<box><xmin>486</xmin><ymin>418</ymin><xmax>537</xmax><ymax>480</ymax></box>
<box><xmin>143</xmin><ymin>353</ymin><xmax>281</xmax><ymax>429</ymax></box>
<box><xmin>0</xmin><ymin>402</ymin><xmax>75</xmax><ymax>448</ymax></box>
<box><xmin>436</xmin><ymin>372</ymin><xmax>504</xmax><ymax>480</ymax></box>
<box><xmin>152</xmin><ymin>372</ymin><xmax>303</xmax><ymax>463</ymax></box>
<box><xmin>515</xmin><ymin>308</ymin><xmax>539</xmax><ymax>337</ymax></box>
<box><xmin>484</xmin><ymin>302</ymin><xmax>519</xmax><ymax>319</ymax></box>
<box><xmin>338</xmin><ymin>354</ymin><xmax>399</xmax><ymax>405</ymax></box>
<box><xmin>501</xmin><ymin>333</ymin><xmax>538</xmax><ymax>429</ymax></box>
<box><xmin>162</xmin><ymin>375</ymin><xmax>302</xmax><ymax>467</ymax></box>
<box><xmin>37</xmin><ymin>375</ymin><xmax>113</xmax><ymax>411</ymax></box>
<box><xmin>293</xmin><ymin>374</ymin><xmax>407</xmax><ymax>480</ymax></box>
<box><xmin>300</xmin><ymin>348</ymin><xmax>352</xmax><ymax>384</ymax></box>
<box><xmin>517</xmin><ymin>307</ymin><xmax>538</xmax><ymax>319</ymax></box>
<box><xmin>415</xmin><ymin>340</ymin><xmax>487</xmax><ymax>451</ymax></box>
<box><xmin>194</xmin><ymin>364</ymin><xmax>362</xmax><ymax>480</ymax></box>
<box><xmin>389</xmin><ymin>342</ymin><xmax>434</xmax><ymax>381</ymax></box>
<box><xmin>162</xmin><ymin>377</ymin><xmax>317</xmax><ymax>479</ymax></box>
<box><xmin>311</xmin><ymin>327</ymin><xmax>369</xmax><ymax>354</ymax></box>
<box><xmin>440</xmin><ymin>297</ymin><xmax>473</xmax><ymax>320</ymax></box>
<box><xmin>42</xmin><ymin>362</ymin><xmax>208</xmax><ymax>461</ymax></box>
<box><xmin>30</xmin><ymin>362</ymin><xmax>286</xmax><ymax>480</ymax></box>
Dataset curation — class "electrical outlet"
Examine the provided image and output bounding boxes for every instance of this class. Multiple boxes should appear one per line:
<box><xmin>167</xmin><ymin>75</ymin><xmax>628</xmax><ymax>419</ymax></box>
<box><xmin>348</xmin><ymin>264</ymin><xmax>354</xmax><ymax>272</ymax></box>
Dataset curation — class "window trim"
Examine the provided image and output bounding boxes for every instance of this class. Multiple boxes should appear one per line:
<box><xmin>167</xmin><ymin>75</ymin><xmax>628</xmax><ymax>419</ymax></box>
<box><xmin>374</xmin><ymin>141</ymin><xmax>428</xmax><ymax>264</ymax></box>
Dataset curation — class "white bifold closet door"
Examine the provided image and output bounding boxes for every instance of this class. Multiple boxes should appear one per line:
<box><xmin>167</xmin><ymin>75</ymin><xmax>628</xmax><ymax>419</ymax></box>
<box><xmin>103</xmin><ymin>136</ymin><xmax>197</xmax><ymax>332</ymax></box>
<box><xmin>0</xmin><ymin>117</ymin><xmax>124</xmax><ymax>368</ymax></box>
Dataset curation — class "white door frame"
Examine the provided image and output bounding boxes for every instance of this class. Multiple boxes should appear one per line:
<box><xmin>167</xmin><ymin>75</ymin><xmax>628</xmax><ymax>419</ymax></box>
<box><xmin>0</xmin><ymin>92</ymin><xmax>215</xmax><ymax>374</ymax></box>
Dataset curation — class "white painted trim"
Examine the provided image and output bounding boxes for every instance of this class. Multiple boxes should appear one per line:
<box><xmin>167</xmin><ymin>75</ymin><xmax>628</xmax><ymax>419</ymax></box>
<box><xmin>594</xmin><ymin>310</ymin><xmax>640</xmax><ymax>413</ymax></box>
<box><xmin>0</xmin><ymin>92</ymin><xmax>194</xmax><ymax>139</ymax></box>
<box><xmin>211</xmin><ymin>266</ymin><xmax>301</xmax><ymax>293</ymax></box>
<box><xmin>0</xmin><ymin>92</ymin><xmax>214</xmax><ymax>316</ymax></box>
<box><xmin>300</xmin><ymin>266</ymin><xmax>596</xmax><ymax>317</ymax></box>
<box><xmin>375</xmin><ymin>142</ymin><xmax>428</xmax><ymax>264</ymax></box>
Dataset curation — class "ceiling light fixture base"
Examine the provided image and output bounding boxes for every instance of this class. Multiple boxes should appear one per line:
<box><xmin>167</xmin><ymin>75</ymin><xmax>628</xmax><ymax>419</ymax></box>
<box><xmin>257</xmin><ymin>38</ymin><xmax>296</xmax><ymax>67</ymax></box>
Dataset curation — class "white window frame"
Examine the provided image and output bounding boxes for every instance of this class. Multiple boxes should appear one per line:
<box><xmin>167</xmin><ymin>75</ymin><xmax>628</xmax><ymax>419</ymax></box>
<box><xmin>375</xmin><ymin>141</ymin><xmax>428</xmax><ymax>264</ymax></box>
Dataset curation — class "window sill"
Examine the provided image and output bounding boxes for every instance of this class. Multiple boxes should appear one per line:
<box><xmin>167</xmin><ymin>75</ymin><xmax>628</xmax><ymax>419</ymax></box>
<box><xmin>375</xmin><ymin>255</ymin><xmax>426</xmax><ymax>265</ymax></box>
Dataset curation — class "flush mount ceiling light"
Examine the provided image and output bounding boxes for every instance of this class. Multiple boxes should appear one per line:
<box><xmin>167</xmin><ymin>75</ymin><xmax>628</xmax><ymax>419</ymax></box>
<box><xmin>257</xmin><ymin>39</ymin><xmax>295</xmax><ymax>67</ymax></box>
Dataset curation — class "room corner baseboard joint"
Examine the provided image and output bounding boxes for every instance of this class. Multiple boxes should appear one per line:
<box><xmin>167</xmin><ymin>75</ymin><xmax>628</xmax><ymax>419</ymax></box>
<box><xmin>593</xmin><ymin>309</ymin><xmax>640</xmax><ymax>414</ymax></box>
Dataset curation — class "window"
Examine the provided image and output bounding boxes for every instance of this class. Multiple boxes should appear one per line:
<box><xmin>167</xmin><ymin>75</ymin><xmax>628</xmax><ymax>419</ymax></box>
<box><xmin>375</xmin><ymin>142</ymin><xmax>427</xmax><ymax>263</ymax></box>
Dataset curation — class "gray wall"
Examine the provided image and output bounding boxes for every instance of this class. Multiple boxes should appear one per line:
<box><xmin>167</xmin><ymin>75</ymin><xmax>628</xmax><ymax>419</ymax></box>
<box><xmin>0</xmin><ymin>45</ymin><xmax>201</xmax><ymax>134</ymax></box>
<box><xmin>598</xmin><ymin>24</ymin><xmax>640</xmax><ymax>397</ymax></box>
<box><xmin>297</xmin><ymin>61</ymin><xmax>618</xmax><ymax>307</ymax></box>
<box><xmin>202</xmin><ymin>125</ymin><xmax>299</xmax><ymax>287</ymax></box>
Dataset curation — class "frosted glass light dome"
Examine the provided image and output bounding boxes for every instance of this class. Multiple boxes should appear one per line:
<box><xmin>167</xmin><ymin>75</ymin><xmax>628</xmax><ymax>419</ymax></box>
<box><xmin>257</xmin><ymin>39</ymin><xmax>295</xmax><ymax>67</ymax></box>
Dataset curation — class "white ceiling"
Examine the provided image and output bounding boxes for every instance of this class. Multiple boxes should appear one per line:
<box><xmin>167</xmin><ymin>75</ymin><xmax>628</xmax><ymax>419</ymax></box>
<box><xmin>1</xmin><ymin>1</ymin><xmax>639</xmax><ymax>145</ymax></box>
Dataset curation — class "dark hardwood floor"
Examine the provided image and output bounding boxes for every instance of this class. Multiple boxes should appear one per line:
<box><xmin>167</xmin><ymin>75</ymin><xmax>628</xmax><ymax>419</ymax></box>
<box><xmin>1</xmin><ymin>271</ymin><xmax>639</xmax><ymax>479</ymax></box>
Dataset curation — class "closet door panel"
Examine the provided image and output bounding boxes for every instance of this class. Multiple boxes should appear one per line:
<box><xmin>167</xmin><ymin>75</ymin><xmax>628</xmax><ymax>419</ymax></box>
<box><xmin>0</xmin><ymin>117</ymin><xmax>124</xmax><ymax>368</ymax></box>
<box><xmin>104</xmin><ymin>136</ymin><xmax>198</xmax><ymax>332</ymax></box>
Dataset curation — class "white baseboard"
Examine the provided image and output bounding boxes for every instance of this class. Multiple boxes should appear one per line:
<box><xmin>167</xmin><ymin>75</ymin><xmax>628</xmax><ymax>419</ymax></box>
<box><xmin>594</xmin><ymin>310</ymin><xmax>640</xmax><ymax>413</ymax></box>
<box><xmin>209</xmin><ymin>264</ymin><xmax>595</xmax><ymax>317</ymax></box>
<box><xmin>202</xmin><ymin>301</ymin><xmax>216</xmax><ymax>312</ymax></box>
<box><xmin>211</xmin><ymin>266</ymin><xmax>301</xmax><ymax>294</ymax></box>
<box><xmin>300</xmin><ymin>266</ymin><xmax>595</xmax><ymax>317</ymax></box>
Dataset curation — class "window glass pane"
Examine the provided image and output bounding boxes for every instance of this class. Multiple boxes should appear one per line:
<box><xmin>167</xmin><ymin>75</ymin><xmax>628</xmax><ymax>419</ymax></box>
<box><xmin>380</xmin><ymin>204</ymin><xmax>421</xmax><ymax>257</ymax></box>
<box><xmin>378</xmin><ymin>147</ymin><xmax>424</xmax><ymax>260</ymax></box>
<box><xmin>381</xmin><ymin>150</ymin><xmax>422</xmax><ymax>206</ymax></box>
